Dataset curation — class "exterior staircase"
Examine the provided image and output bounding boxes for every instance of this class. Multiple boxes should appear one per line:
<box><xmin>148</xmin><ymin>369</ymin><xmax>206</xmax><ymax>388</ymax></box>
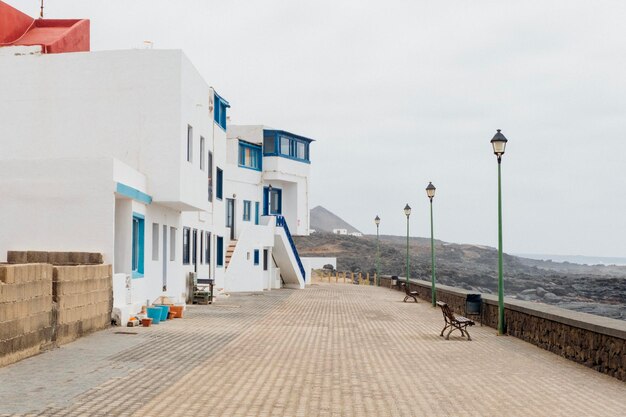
<box><xmin>225</xmin><ymin>240</ymin><xmax>237</xmax><ymax>268</ymax></box>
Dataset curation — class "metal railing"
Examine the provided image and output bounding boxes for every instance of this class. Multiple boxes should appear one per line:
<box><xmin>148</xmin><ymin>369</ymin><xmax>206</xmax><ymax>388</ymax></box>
<box><xmin>274</xmin><ymin>215</ymin><xmax>306</xmax><ymax>281</ymax></box>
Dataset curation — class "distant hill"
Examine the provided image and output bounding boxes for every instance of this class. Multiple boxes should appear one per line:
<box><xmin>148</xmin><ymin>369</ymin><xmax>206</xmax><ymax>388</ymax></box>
<box><xmin>293</xmin><ymin>232</ymin><xmax>626</xmax><ymax>321</ymax></box>
<box><xmin>310</xmin><ymin>206</ymin><xmax>362</xmax><ymax>234</ymax></box>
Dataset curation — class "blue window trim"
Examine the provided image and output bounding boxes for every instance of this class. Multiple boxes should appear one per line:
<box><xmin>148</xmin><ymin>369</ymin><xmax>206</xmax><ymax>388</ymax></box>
<box><xmin>263</xmin><ymin>186</ymin><xmax>282</xmax><ymax>215</ymax></box>
<box><xmin>262</xmin><ymin>129</ymin><xmax>313</xmax><ymax>164</ymax></box>
<box><xmin>132</xmin><ymin>213</ymin><xmax>145</xmax><ymax>278</ymax></box>
<box><xmin>243</xmin><ymin>200</ymin><xmax>251</xmax><ymax>221</ymax></box>
<box><xmin>253</xmin><ymin>249</ymin><xmax>260</xmax><ymax>266</ymax></box>
<box><xmin>213</xmin><ymin>91</ymin><xmax>230</xmax><ymax>131</ymax></box>
<box><xmin>254</xmin><ymin>202</ymin><xmax>260</xmax><ymax>225</ymax></box>
<box><xmin>116</xmin><ymin>183</ymin><xmax>152</xmax><ymax>205</ymax></box>
<box><xmin>238</xmin><ymin>140</ymin><xmax>262</xmax><ymax>171</ymax></box>
<box><xmin>216</xmin><ymin>167</ymin><xmax>223</xmax><ymax>200</ymax></box>
<box><xmin>216</xmin><ymin>236</ymin><xmax>224</xmax><ymax>267</ymax></box>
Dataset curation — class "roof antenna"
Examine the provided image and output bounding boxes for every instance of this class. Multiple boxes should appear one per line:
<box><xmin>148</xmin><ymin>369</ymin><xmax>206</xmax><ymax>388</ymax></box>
<box><xmin>40</xmin><ymin>0</ymin><xmax>44</xmax><ymax>18</ymax></box>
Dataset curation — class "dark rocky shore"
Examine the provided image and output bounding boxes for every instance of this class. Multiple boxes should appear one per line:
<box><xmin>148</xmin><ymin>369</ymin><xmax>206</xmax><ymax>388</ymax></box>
<box><xmin>294</xmin><ymin>233</ymin><xmax>626</xmax><ymax>320</ymax></box>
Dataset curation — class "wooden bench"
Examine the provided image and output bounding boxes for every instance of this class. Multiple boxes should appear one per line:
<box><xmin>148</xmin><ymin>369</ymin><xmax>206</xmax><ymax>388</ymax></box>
<box><xmin>437</xmin><ymin>301</ymin><xmax>475</xmax><ymax>341</ymax></box>
<box><xmin>402</xmin><ymin>282</ymin><xmax>419</xmax><ymax>303</ymax></box>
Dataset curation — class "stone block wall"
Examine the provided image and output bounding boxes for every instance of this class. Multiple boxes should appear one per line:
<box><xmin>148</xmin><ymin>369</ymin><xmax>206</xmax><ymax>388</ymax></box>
<box><xmin>1</xmin><ymin>252</ymin><xmax>112</xmax><ymax>367</ymax></box>
<box><xmin>0</xmin><ymin>264</ymin><xmax>54</xmax><ymax>367</ymax></box>
<box><xmin>379</xmin><ymin>275</ymin><xmax>626</xmax><ymax>382</ymax></box>
<box><xmin>54</xmin><ymin>265</ymin><xmax>113</xmax><ymax>345</ymax></box>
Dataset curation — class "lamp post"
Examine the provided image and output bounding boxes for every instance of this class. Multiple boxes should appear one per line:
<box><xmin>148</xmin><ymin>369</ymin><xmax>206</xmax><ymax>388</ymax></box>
<box><xmin>491</xmin><ymin>129</ymin><xmax>508</xmax><ymax>336</ymax></box>
<box><xmin>426</xmin><ymin>182</ymin><xmax>436</xmax><ymax>307</ymax></box>
<box><xmin>374</xmin><ymin>215</ymin><xmax>380</xmax><ymax>286</ymax></box>
<box><xmin>404</xmin><ymin>204</ymin><xmax>411</xmax><ymax>286</ymax></box>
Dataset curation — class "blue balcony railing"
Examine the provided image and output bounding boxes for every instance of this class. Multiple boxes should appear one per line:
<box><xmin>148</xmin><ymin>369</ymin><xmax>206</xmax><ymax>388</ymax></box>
<box><xmin>274</xmin><ymin>215</ymin><xmax>306</xmax><ymax>281</ymax></box>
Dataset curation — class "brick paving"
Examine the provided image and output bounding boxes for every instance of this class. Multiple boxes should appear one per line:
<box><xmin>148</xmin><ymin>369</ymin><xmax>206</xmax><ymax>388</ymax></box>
<box><xmin>0</xmin><ymin>282</ymin><xmax>625</xmax><ymax>417</ymax></box>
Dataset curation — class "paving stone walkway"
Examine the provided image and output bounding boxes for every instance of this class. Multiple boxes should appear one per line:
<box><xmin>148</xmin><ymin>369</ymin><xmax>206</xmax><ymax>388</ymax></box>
<box><xmin>0</xmin><ymin>283</ymin><xmax>625</xmax><ymax>416</ymax></box>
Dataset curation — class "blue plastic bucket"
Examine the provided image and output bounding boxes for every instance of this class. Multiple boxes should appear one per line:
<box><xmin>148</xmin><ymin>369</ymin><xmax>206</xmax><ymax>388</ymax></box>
<box><xmin>147</xmin><ymin>307</ymin><xmax>162</xmax><ymax>324</ymax></box>
<box><xmin>155</xmin><ymin>305</ymin><xmax>170</xmax><ymax>321</ymax></box>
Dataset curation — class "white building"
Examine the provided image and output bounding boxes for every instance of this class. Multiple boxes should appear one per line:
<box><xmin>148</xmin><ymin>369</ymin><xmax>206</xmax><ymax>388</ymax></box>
<box><xmin>223</xmin><ymin>125</ymin><xmax>313</xmax><ymax>292</ymax></box>
<box><xmin>333</xmin><ymin>229</ymin><xmax>348</xmax><ymax>235</ymax></box>
<box><xmin>0</xmin><ymin>2</ymin><xmax>312</xmax><ymax>323</ymax></box>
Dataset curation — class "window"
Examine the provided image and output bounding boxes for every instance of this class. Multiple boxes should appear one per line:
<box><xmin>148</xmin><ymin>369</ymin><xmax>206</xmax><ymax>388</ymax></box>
<box><xmin>200</xmin><ymin>230</ymin><xmax>204</xmax><ymax>264</ymax></box>
<box><xmin>243</xmin><ymin>200</ymin><xmax>251</xmax><ymax>221</ymax></box>
<box><xmin>183</xmin><ymin>227</ymin><xmax>190</xmax><ymax>265</ymax></box>
<box><xmin>170</xmin><ymin>227</ymin><xmax>176</xmax><ymax>261</ymax></box>
<box><xmin>255</xmin><ymin>202</ymin><xmax>260</xmax><ymax>225</ymax></box>
<box><xmin>205</xmin><ymin>231</ymin><xmax>210</xmax><ymax>265</ymax></box>
<box><xmin>187</xmin><ymin>125</ymin><xmax>193</xmax><ymax>163</ymax></box>
<box><xmin>263</xmin><ymin>249</ymin><xmax>269</xmax><ymax>271</ymax></box>
<box><xmin>262</xmin><ymin>130</ymin><xmax>311</xmax><ymax>163</ymax></box>
<box><xmin>152</xmin><ymin>223</ymin><xmax>159</xmax><ymax>261</ymax></box>
<box><xmin>200</xmin><ymin>137</ymin><xmax>205</xmax><ymax>170</ymax></box>
<box><xmin>132</xmin><ymin>214</ymin><xmax>145</xmax><ymax>278</ymax></box>
<box><xmin>263</xmin><ymin>134</ymin><xmax>275</xmax><ymax>154</ymax></box>
<box><xmin>280</xmin><ymin>136</ymin><xmax>290</xmax><ymax>156</ymax></box>
<box><xmin>192</xmin><ymin>229</ymin><xmax>198</xmax><ymax>266</ymax></box>
<box><xmin>216</xmin><ymin>236</ymin><xmax>224</xmax><ymax>267</ymax></box>
<box><xmin>254</xmin><ymin>249</ymin><xmax>260</xmax><ymax>266</ymax></box>
<box><xmin>238</xmin><ymin>141</ymin><xmax>262</xmax><ymax>171</ymax></box>
<box><xmin>208</xmin><ymin>151</ymin><xmax>213</xmax><ymax>202</ymax></box>
<box><xmin>214</xmin><ymin>92</ymin><xmax>230</xmax><ymax>131</ymax></box>
<box><xmin>297</xmin><ymin>141</ymin><xmax>306</xmax><ymax>159</ymax></box>
<box><xmin>216</xmin><ymin>167</ymin><xmax>223</xmax><ymax>200</ymax></box>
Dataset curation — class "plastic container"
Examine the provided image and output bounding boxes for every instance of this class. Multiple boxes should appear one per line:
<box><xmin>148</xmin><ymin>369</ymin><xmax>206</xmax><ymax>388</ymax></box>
<box><xmin>155</xmin><ymin>305</ymin><xmax>170</xmax><ymax>321</ymax></box>
<box><xmin>146</xmin><ymin>307</ymin><xmax>162</xmax><ymax>324</ymax></box>
<box><xmin>169</xmin><ymin>305</ymin><xmax>184</xmax><ymax>318</ymax></box>
<box><xmin>141</xmin><ymin>318</ymin><xmax>153</xmax><ymax>327</ymax></box>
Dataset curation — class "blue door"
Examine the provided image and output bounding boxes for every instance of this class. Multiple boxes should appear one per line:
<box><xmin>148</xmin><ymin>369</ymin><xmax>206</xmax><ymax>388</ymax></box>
<box><xmin>263</xmin><ymin>187</ymin><xmax>282</xmax><ymax>215</ymax></box>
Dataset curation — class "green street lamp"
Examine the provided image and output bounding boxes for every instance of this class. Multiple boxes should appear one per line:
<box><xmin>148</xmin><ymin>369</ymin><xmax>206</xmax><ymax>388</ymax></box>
<box><xmin>491</xmin><ymin>129</ymin><xmax>508</xmax><ymax>336</ymax></box>
<box><xmin>374</xmin><ymin>215</ymin><xmax>380</xmax><ymax>286</ymax></box>
<box><xmin>426</xmin><ymin>182</ymin><xmax>436</xmax><ymax>307</ymax></box>
<box><xmin>404</xmin><ymin>204</ymin><xmax>411</xmax><ymax>286</ymax></box>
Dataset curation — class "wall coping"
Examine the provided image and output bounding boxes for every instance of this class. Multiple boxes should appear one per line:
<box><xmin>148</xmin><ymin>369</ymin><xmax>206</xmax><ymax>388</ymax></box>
<box><xmin>384</xmin><ymin>275</ymin><xmax>626</xmax><ymax>340</ymax></box>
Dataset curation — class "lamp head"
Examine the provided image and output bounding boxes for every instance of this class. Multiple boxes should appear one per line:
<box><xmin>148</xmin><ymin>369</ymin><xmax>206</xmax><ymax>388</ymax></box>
<box><xmin>491</xmin><ymin>129</ymin><xmax>508</xmax><ymax>158</ymax></box>
<box><xmin>374</xmin><ymin>215</ymin><xmax>380</xmax><ymax>226</ymax></box>
<box><xmin>426</xmin><ymin>182</ymin><xmax>436</xmax><ymax>199</ymax></box>
<box><xmin>404</xmin><ymin>204</ymin><xmax>411</xmax><ymax>217</ymax></box>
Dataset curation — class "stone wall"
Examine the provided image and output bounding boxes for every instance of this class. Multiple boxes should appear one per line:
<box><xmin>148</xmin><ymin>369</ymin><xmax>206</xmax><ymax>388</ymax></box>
<box><xmin>0</xmin><ymin>264</ymin><xmax>54</xmax><ymax>367</ymax></box>
<box><xmin>1</xmin><ymin>252</ymin><xmax>112</xmax><ymax>367</ymax></box>
<box><xmin>379</xmin><ymin>275</ymin><xmax>626</xmax><ymax>382</ymax></box>
<box><xmin>54</xmin><ymin>265</ymin><xmax>113</xmax><ymax>345</ymax></box>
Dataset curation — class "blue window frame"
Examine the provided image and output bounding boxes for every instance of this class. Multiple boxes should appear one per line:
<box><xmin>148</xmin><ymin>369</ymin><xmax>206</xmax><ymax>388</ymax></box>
<box><xmin>254</xmin><ymin>249</ymin><xmax>260</xmax><ymax>266</ymax></box>
<box><xmin>132</xmin><ymin>213</ymin><xmax>145</xmax><ymax>278</ymax></box>
<box><xmin>263</xmin><ymin>187</ymin><xmax>282</xmax><ymax>215</ymax></box>
<box><xmin>238</xmin><ymin>141</ymin><xmax>262</xmax><ymax>171</ymax></box>
<box><xmin>216</xmin><ymin>236</ymin><xmax>224</xmax><ymax>267</ymax></box>
<box><xmin>243</xmin><ymin>200</ymin><xmax>251</xmax><ymax>221</ymax></box>
<box><xmin>214</xmin><ymin>92</ymin><xmax>230</xmax><ymax>131</ymax></box>
<box><xmin>254</xmin><ymin>202</ymin><xmax>260</xmax><ymax>225</ymax></box>
<box><xmin>216</xmin><ymin>167</ymin><xmax>223</xmax><ymax>200</ymax></box>
<box><xmin>263</xmin><ymin>130</ymin><xmax>313</xmax><ymax>163</ymax></box>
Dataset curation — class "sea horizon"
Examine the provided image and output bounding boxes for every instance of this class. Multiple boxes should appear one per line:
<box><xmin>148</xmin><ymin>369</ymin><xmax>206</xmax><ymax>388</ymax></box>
<box><xmin>516</xmin><ymin>253</ymin><xmax>626</xmax><ymax>267</ymax></box>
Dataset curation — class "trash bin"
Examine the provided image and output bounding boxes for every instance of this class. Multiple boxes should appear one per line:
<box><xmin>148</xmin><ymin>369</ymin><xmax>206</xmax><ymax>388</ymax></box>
<box><xmin>391</xmin><ymin>275</ymin><xmax>398</xmax><ymax>287</ymax></box>
<box><xmin>466</xmin><ymin>294</ymin><xmax>482</xmax><ymax>325</ymax></box>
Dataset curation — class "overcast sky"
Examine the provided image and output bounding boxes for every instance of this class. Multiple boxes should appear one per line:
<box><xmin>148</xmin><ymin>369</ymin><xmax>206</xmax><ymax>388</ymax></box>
<box><xmin>13</xmin><ymin>0</ymin><xmax>626</xmax><ymax>257</ymax></box>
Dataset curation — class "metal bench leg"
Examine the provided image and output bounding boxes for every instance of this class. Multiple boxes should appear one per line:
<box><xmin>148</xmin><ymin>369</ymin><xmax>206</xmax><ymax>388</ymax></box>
<box><xmin>464</xmin><ymin>327</ymin><xmax>472</xmax><ymax>341</ymax></box>
<box><xmin>445</xmin><ymin>327</ymin><xmax>456</xmax><ymax>340</ymax></box>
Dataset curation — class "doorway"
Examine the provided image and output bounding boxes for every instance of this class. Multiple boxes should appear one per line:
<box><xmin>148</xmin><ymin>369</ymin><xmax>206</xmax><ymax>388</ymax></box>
<box><xmin>226</xmin><ymin>198</ymin><xmax>235</xmax><ymax>240</ymax></box>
